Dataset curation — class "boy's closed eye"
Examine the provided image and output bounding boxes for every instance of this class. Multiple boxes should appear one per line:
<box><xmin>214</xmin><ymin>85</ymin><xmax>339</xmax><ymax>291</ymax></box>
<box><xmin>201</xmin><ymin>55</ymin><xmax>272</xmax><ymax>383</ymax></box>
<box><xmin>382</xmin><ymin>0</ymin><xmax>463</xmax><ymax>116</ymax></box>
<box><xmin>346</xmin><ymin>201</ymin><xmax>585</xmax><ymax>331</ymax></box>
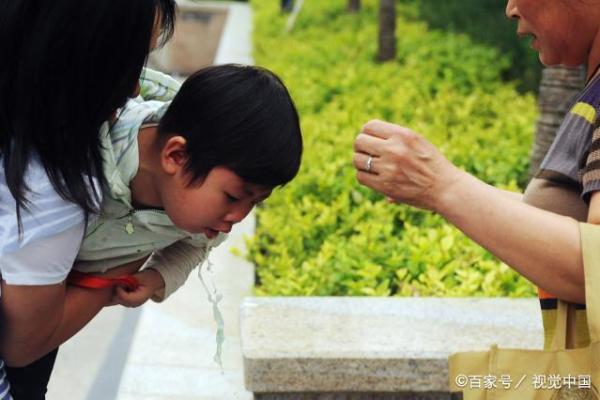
<box><xmin>252</xmin><ymin>196</ymin><xmax>270</xmax><ymax>206</ymax></box>
<box><xmin>225</xmin><ymin>193</ymin><xmax>241</xmax><ymax>202</ymax></box>
<box><xmin>225</xmin><ymin>191</ymin><xmax>269</xmax><ymax>208</ymax></box>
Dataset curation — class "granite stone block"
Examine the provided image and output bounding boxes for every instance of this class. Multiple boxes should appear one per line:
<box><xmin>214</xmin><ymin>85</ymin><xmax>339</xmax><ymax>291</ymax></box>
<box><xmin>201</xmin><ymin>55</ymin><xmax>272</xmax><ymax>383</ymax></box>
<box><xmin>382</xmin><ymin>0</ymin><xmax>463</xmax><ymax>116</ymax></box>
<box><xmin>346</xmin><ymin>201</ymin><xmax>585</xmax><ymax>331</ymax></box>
<box><xmin>240</xmin><ymin>297</ymin><xmax>543</xmax><ymax>394</ymax></box>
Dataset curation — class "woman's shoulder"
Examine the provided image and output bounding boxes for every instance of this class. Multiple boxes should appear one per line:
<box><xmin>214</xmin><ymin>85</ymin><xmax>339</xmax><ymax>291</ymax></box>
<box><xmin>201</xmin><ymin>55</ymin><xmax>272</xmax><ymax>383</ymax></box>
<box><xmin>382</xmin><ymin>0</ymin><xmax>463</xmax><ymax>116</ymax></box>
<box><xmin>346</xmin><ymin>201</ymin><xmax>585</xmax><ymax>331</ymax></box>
<box><xmin>576</xmin><ymin>74</ymin><xmax>600</xmax><ymax>115</ymax></box>
<box><xmin>0</xmin><ymin>158</ymin><xmax>88</xmax><ymax>256</ymax></box>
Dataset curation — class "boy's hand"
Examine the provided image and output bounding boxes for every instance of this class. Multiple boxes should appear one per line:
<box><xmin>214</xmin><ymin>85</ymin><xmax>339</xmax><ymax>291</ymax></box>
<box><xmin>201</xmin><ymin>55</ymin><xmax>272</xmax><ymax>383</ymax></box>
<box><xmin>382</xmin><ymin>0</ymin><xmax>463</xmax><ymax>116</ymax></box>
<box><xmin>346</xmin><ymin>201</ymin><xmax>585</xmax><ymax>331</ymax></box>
<box><xmin>113</xmin><ymin>269</ymin><xmax>165</xmax><ymax>308</ymax></box>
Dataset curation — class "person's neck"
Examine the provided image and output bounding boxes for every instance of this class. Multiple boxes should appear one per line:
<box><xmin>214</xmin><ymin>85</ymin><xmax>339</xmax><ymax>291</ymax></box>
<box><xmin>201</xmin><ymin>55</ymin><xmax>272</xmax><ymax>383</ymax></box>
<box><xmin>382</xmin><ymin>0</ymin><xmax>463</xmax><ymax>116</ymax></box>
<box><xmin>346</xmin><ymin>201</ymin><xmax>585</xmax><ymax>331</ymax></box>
<box><xmin>130</xmin><ymin>126</ymin><xmax>163</xmax><ymax>209</ymax></box>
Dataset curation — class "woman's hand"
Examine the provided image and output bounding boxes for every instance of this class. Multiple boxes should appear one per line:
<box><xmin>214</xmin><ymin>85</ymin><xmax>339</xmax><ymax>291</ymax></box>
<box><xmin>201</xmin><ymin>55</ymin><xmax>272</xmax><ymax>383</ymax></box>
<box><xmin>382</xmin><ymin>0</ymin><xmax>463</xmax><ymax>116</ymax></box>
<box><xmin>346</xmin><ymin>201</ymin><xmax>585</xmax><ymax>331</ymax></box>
<box><xmin>353</xmin><ymin>119</ymin><xmax>461</xmax><ymax>212</ymax></box>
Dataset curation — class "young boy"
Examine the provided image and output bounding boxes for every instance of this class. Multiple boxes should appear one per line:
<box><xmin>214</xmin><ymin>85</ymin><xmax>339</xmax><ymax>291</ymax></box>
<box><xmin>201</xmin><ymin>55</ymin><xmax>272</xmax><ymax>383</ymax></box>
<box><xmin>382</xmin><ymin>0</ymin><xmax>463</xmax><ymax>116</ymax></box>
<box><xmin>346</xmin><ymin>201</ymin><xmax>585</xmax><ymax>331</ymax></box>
<box><xmin>72</xmin><ymin>65</ymin><xmax>302</xmax><ymax>306</ymax></box>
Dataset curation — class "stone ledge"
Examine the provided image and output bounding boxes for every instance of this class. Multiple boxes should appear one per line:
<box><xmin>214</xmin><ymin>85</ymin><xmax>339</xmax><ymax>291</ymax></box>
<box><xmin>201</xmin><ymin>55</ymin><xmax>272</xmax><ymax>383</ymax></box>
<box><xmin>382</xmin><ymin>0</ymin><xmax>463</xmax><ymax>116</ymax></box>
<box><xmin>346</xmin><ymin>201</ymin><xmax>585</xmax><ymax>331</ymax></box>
<box><xmin>240</xmin><ymin>297</ymin><xmax>543</xmax><ymax>394</ymax></box>
<box><xmin>253</xmin><ymin>392</ymin><xmax>451</xmax><ymax>400</ymax></box>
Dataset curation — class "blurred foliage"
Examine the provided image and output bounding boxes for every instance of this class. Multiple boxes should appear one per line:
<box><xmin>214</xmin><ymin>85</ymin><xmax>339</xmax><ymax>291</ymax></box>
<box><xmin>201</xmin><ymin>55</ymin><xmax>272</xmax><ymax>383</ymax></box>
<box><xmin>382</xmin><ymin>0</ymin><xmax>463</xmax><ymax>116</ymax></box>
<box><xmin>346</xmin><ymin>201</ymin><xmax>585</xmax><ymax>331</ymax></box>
<box><xmin>243</xmin><ymin>0</ymin><xmax>537</xmax><ymax>297</ymax></box>
<box><xmin>404</xmin><ymin>0</ymin><xmax>541</xmax><ymax>93</ymax></box>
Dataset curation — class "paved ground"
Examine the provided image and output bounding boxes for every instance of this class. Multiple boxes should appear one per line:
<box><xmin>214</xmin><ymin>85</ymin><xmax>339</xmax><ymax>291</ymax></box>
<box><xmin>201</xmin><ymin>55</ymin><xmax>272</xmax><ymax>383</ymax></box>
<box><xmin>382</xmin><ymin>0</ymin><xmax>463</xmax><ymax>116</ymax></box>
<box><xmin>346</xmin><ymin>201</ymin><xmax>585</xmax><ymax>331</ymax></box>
<box><xmin>47</xmin><ymin>2</ymin><xmax>254</xmax><ymax>399</ymax></box>
<box><xmin>115</xmin><ymin>213</ymin><xmax>255</xmax><ymax>400</ymax></box>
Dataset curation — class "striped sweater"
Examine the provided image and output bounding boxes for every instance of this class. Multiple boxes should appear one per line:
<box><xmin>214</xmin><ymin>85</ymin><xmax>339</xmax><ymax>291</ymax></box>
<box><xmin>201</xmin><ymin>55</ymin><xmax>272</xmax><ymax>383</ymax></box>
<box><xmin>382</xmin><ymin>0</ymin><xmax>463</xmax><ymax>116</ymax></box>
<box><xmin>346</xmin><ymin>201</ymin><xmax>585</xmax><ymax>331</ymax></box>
<box><xmin>524</xmin><ymin>73</ymin><xmax>600</xmax><ymax>349</ymax></box>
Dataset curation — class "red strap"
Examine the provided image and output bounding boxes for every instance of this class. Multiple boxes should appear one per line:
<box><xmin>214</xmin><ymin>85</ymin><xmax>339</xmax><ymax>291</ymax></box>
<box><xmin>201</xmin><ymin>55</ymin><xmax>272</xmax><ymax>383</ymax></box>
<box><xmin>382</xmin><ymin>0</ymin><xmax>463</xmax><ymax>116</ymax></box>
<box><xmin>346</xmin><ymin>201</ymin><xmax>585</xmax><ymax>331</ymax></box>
<box><xmin>68</xmin><ymin>270</ymin><xmax>140</xmax><ymax>291</ymax></box>
<box><xmin>537</xmin><ymin>287</ymin><xmax>556</xmax><ymax>300</ymax></box>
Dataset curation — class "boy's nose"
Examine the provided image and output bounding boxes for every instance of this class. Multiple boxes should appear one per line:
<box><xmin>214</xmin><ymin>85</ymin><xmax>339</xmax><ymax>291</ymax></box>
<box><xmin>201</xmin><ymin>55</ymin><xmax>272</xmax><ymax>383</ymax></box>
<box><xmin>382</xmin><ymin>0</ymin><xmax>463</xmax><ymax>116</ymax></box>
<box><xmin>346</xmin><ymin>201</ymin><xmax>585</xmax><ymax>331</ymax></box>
<box><xmin>224</xmin><ymin>206</ymin><xmax>252</xmax><ymax>225</ymax></box>
<box><xmin>505</xmin><ymin>0</ymin><xmax>519</xmax><ymax>20</ymax></box>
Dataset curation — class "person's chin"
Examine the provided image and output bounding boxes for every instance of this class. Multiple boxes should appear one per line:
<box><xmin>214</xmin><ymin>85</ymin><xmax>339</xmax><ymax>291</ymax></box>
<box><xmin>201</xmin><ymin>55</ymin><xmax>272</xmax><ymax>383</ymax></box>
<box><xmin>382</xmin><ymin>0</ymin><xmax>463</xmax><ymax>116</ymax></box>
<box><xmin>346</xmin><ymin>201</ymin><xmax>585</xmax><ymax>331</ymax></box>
<box><xmin>538</xmin><ymin>51</ymin><xmax>560</xmax><ymax>68</ymax></box>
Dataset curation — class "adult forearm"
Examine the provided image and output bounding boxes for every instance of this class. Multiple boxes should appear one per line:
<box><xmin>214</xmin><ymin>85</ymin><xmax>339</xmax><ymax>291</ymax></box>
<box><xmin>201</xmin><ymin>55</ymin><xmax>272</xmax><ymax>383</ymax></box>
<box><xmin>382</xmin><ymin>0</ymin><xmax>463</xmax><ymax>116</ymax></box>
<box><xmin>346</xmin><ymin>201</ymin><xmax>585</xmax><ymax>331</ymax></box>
<box><xmin>2</xmin><ymin>285</ymin><xmax>112</xmax><ymax>367</ymax></box>
<box><xmin>495</xmin><ymin>187</ymin><xmax>524</xmax><ymax>202</ymax></box>
<box><xmin>437</xmin><ymin>170</ymin><xmax>585</xmax><ymax>303</ymax></box>
<box><xmin>2</xmin><ymin>258</ymin><xmax>144</xmax><ymax>367</ymax></box>
<box><xmin>354</xmin><ymin>120</ymin><xmax>584</xmax><ymax>302</ymax></box>
<box><xmin>42</xmin><ymin>286</ymin><xmax>113</xmax><ymax>359</ymax></box>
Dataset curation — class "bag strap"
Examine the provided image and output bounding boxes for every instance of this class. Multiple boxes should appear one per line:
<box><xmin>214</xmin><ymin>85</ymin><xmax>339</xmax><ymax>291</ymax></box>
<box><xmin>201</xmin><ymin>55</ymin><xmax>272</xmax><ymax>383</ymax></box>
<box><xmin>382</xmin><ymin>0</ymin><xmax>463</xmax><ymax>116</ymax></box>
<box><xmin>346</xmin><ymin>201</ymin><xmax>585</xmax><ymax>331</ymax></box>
<box><xmin>579</xmin><ymin>223</ymin><xmax>600</xmax><ymax>342</ymax></box>
<box><xmin>550</xmin><ymin>299</ymin><xmax>570</xmax><ymax>350</ymax></box>
<box><xmin>67</xmin><ymin>270</ymin><xmax>140</xmax><ymax>291</ymax></box>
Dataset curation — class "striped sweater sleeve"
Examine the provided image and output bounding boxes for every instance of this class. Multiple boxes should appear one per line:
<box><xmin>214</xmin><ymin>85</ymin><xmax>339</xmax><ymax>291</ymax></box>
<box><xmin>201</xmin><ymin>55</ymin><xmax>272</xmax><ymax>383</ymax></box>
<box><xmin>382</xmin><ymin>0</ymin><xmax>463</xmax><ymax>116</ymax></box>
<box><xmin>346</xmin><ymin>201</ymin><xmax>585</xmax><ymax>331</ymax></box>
<box><xmin>582</xmin><ymin>125</ymin><xmax>600</xmax><ymax>199</ymax></box>
<box><xmin>0</xmin><ymin>360</ymin><xmax>12</xmax><ymax>400</ymax></box>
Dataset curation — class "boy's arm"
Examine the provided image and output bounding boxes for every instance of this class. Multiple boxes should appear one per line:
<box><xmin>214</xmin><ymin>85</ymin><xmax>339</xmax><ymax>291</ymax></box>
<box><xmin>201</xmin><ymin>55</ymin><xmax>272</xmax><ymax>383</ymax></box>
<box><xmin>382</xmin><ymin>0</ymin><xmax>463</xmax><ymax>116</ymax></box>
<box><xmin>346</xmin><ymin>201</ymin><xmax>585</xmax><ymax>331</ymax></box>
<box><xmin>144</xmin><ymin>235</ymin><xmax>227</xmax><ymax>302</ymax></box>
<box><xmin>138</xmin><ymin>68</ymin><xmax>182</xmax><ymax>102</ymax></box>
<box><xmin>44</xmin><ymin>259</ymin><xmax>146</xmax><ymax>349</ymax></box>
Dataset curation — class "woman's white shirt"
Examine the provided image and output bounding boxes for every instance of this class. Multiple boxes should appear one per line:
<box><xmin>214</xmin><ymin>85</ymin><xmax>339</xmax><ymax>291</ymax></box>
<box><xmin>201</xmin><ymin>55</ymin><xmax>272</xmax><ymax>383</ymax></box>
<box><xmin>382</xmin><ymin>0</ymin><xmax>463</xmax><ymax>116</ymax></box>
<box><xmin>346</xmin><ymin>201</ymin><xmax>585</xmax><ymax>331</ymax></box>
<box><xmin>0</xmin><ymin>156</ymin><xmax>90</xmax><ymax>287</ymax></box>
<box><xmin>1</xmin><ymin>223</ymin><xmax>85</xmax><ymax>285</ymax></box>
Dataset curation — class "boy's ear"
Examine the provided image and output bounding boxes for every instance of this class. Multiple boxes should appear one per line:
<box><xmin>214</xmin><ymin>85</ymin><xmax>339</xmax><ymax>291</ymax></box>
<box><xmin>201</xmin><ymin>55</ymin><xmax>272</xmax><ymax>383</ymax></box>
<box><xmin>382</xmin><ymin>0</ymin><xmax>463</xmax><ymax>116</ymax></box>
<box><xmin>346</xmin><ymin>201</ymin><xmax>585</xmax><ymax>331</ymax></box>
<box><xmin>160</xmin><ymin>136</ymin><xmax>188</xmax><ymax>175</ymax></box>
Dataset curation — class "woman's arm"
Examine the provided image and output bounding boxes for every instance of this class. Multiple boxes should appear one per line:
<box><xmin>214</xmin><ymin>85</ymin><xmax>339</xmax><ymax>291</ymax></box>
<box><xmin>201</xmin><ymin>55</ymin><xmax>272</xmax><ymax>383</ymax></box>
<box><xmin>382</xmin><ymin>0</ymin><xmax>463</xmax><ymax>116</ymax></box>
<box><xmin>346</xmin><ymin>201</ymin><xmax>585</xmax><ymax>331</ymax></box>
<box><xmin>496</xmin><ymin>188</ymin><xmax>524</xmax><ymax>202</ymax></box>
<box><xmin>353</xmin><ymin>119</ymin><xmax>585</xmax><ymax>303</ymax></box>
<box><xmin>0</xmin><ymin>282</ymin><xmax>110</xmax><ymax>367</ymax></box>
<box><xmin>434</xmin><ymin>169</ymin><xmax>584</xmax><ymax>303</ymax></box>
<box><xmin>1</xmin><ymin>253</ymin><xmax>144</xmax><ymax>367</ymax></box>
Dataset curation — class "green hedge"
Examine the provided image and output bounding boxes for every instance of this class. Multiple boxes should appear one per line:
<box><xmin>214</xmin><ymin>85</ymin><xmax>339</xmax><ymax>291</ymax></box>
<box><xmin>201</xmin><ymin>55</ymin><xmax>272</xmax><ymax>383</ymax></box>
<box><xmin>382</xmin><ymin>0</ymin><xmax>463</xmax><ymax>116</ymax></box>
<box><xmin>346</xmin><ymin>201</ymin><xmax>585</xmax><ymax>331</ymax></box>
<box><xmin>243</xmin><ymin>0</ymin><xmax>537</xmax><ymax>297</ymax></box>
<box><xmin>404</xmin><ymin>0</ymin><xmax>541</xmax><ymax>93</ymax></box>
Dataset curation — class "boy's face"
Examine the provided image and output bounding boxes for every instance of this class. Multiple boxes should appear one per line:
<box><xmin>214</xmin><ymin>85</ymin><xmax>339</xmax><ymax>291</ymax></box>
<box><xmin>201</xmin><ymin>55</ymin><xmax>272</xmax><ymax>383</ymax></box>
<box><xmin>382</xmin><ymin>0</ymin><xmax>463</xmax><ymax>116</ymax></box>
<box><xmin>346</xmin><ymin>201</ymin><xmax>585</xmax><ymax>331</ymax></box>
<box><xmin>161</xmin><ymin>166</ymin><xmax>272</xmax><ymax>238</ymax></box>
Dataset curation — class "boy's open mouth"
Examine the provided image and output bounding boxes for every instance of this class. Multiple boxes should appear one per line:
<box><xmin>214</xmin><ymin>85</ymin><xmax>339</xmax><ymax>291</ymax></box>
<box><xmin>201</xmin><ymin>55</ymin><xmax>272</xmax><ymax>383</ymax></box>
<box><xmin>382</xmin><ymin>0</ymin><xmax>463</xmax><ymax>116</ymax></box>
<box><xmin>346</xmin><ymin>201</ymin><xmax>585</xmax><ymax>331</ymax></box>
<box><xmin>204</xmin><ymin>228</ymin><xmax>220</xmax><ymax>239</ymax></box>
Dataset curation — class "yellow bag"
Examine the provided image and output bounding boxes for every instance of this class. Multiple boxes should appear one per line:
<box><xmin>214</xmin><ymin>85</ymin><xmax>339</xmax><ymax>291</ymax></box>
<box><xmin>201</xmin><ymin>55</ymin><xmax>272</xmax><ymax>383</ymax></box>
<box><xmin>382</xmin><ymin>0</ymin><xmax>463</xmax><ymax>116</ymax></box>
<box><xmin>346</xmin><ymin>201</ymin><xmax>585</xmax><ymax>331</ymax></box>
<box><xmin>448</xmin><ymin>223</ymin><xmax>600</xmax><ymax>400</ymax></box>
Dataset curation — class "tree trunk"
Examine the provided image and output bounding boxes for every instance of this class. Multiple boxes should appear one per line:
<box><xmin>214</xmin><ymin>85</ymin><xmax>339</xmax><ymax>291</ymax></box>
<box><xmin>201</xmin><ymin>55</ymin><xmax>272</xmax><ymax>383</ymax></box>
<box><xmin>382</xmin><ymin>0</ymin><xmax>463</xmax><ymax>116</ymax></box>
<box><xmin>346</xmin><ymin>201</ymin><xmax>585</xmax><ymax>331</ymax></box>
<box><xmin>377</xmin><ymin>0</ymin><xmax>396</xmax><ymax>62</ymax></box>
<box><xmin>347</xmin><ymin>0</ymin><xmax>360</xmax><ymax>13</ymax></box>
<box><xmin>281</xmin><ymin>0</ymin><xmax>294</xmax><ymax>13</ymax></box>
<box><xmin>529</xmin><ymin>66</ymin><xmax>586</xmax><ymax>179</ymax></box>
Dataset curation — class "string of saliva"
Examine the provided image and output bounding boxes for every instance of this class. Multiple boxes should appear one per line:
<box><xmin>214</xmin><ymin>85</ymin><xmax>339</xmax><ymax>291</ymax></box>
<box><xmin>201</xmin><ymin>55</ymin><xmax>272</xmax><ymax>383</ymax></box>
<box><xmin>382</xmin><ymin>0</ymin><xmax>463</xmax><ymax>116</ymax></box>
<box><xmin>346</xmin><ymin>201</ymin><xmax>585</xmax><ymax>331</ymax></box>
<box><xmin>198</xmin><ymin>244</ymin><xmax>225</xmax><ymax>373</ymax></box>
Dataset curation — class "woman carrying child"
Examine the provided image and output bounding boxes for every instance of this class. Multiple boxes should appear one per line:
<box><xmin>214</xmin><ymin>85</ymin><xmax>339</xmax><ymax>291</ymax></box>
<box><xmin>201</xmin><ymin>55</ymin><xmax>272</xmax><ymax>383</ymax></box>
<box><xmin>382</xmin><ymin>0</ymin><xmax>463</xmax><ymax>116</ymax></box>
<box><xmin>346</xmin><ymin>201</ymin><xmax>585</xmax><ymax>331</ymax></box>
<box><xmin>0</xmin><ymin>1</ymin><xmax>175</xmax><ymax>398</ymax></box>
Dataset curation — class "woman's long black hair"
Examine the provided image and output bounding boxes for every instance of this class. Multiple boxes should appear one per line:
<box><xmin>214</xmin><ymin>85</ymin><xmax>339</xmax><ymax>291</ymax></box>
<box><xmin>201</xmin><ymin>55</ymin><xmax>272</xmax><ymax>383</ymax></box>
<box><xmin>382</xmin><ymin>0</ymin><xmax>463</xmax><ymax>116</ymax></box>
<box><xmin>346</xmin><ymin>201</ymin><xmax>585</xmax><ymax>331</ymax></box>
<box><xmin>0</xmin><ymin>0</ymin><xmax>176</xmax><ymax>220</ymax></box>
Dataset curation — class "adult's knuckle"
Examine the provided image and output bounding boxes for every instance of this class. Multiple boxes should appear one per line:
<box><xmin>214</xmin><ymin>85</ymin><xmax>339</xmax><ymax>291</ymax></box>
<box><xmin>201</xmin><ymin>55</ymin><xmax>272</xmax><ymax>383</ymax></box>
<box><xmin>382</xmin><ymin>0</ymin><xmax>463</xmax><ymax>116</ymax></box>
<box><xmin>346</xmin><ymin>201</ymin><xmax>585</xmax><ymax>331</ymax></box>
<box><xmin>353</xmin><ymin>135</ymin><xmax>364</xmax><ymax>150</ymax></box>
<box><xmin>404</xmin><ymin>131</ymin><xmax>417</xmax><ymax>144</ymax></box>
<box><xmin>388</xmin><ymin>145</ymin><xmax>407</xmax><ymax>161</ymax></box>
<box><xmin>362</xmin><ymin>119</ymin><xmax>382</xmax><ymax>133</ymax></box>
<box><xmin>356</xmin><ymin>172</ymin><xmax>365</xmax><ymax>184</ymax></box>
<box><xmin>352</xmin><ymin>154</ymin><xmax>363</xmax><ymax>167</ymax></box>
<box><xmin>383</xmin><ymin>163</ymin><xmax>399</xmax><ymax>177</ymax></box>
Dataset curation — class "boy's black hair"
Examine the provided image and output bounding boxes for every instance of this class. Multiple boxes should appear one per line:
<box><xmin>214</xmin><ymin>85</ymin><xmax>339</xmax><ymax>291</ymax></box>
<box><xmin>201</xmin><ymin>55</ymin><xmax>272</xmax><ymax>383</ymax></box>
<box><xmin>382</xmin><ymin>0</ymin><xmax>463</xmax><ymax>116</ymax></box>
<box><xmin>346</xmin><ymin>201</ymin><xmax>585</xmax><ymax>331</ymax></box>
<box><xmin>0</xmin><ymin>0</ymin><xmax>176</xmax><ymax>219</ymax></box>
<box><xmin>158</xmin><ymin>64</ymin><xmax>303</xmax><ymax>188</ymax></box>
